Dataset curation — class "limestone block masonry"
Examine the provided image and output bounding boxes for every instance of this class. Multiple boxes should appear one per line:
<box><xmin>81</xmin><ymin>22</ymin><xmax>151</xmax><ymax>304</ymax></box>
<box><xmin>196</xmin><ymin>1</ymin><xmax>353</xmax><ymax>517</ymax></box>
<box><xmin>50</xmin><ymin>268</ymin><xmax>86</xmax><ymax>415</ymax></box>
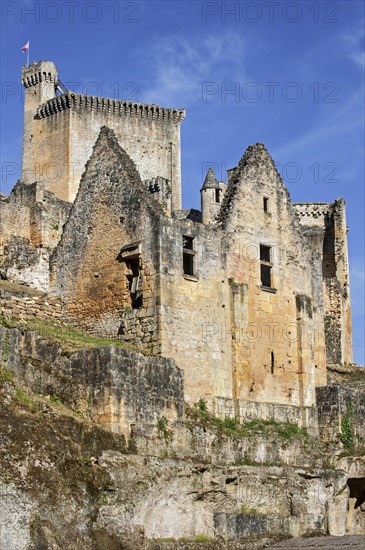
<box><xmin>0</xmin><ymin>325</ymin><xmax>184</xmax><ymax>437</ymax></box>
<box><xmin>0</xmin><ymin>58</ymin><xmax>357</xmax><ymax>436</ymax></box>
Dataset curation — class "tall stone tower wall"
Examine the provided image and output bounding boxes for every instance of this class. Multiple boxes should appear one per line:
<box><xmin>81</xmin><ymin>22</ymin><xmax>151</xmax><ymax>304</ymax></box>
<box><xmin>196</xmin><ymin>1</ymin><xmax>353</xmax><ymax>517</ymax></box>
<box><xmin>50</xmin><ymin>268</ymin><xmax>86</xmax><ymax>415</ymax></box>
<box><xmin>294</xmin><ymin>201</ymin><xmax>353</xmax><ymax>365</ymax></box>
<box><xmin>21</xmin><ymin>61</ymin><xmax>185</xmax><ymax>208</ymax></box>
<box><xmin>22</xmin><ymin>61</ymin><xmax>60</xmax><ymax>193</ymax></box>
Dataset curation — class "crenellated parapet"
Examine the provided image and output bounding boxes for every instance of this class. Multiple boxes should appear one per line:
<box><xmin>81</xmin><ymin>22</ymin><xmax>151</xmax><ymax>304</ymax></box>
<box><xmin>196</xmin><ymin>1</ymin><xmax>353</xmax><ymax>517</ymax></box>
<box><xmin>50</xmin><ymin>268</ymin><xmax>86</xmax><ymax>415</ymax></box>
<box><xmin>22</xmin><ymin>69</ymin><xmax>57</xmax><ymax>88</ymax></box>
<box><xmin>22</xmin><ymin>60</ymin><xmax>58</xmax><ymax>88</ymax></box>
<box><xmin>293</xmin><ymin>202</ymin><xmax>332</xmax><ymax>227</ymax></box>
<box><xmin>36</xmin><ymin>93</ymin><xmax>186</xmax><ymax>124</ymax></box>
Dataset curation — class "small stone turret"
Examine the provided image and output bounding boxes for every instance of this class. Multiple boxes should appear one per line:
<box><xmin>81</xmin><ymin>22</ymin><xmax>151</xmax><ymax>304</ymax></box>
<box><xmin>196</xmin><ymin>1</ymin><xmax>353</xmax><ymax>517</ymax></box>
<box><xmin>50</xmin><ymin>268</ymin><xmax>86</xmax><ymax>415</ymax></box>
<box><xmin>200</xmin><ymin>167</ymin><xmax>227</xmax><ymax>224</ymax></box>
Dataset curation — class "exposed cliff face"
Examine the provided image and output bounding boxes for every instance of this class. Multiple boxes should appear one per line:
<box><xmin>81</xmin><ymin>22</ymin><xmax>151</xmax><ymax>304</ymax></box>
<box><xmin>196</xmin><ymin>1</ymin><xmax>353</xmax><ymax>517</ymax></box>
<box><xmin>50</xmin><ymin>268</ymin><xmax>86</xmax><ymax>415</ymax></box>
<box><xmin>0</xmin><ymin>322</ymin><xmax>364</xmax><ymax>548</ymax></box>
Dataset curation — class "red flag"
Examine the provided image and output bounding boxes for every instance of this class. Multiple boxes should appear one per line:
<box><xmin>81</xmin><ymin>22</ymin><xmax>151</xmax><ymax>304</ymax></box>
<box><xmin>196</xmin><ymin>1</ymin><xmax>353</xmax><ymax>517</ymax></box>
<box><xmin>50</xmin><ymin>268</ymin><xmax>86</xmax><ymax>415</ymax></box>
<box><xmin>21</xmin><ymin>41</ymin><xmax>30</xmax><ymax>53</ymax></box>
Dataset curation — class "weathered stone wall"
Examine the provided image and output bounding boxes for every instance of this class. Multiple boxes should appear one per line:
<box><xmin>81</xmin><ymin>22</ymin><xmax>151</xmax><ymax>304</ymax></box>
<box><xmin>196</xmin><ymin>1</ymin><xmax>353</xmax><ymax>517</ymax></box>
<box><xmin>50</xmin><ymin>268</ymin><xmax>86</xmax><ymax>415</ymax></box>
<box><xmin>50</xmin><ymin>127</ymin><xmax>163</xmax><ymax>354</ymax></box>
<box><xmin>212</xmin><ymin>145</ymin><xmax>326</xmax><ymax>417</ymax></box>
<box><xmin>22</xmin><ymin>61</ymin><xmax>184</xmax><ymax>208</ymax></box>
<box><xmin>0</xmin><ymin>181</ymin><xmax>71</xmax><ymax>290</ymax></box>
<box><xmin>0</xmin><ymin>192</ymin><xmax>31</xmax><ymax>245</ymax></box>
<box><xmin>0</xmin><ymin>285</ymin><xmax>65</xmax><ymax>324</ymax></box>
<box><xmin>157</xmin><ymin>215</ymin><xmax>234</xmax><ymax>407</ymax></box>
<box><xmin>215</xmin><ymin>397</ymin><xmax>318</xmax><ymax>431</ymax></box>
<box><xmin>0</xmin><ymin>325</ymin><xmax>184</xmax><ymax>437</ymax></box>
<box><xmin>316</xmin><ymin>383</ymin><xmax>365</xmax><ymax>448</ymax></box>
<box><xmin>294</xmin><ymin>201</ymin><xmax>353</xmax><ymax>364</ymax></box>
<box><xmin>154</xmin><ymin>144</ymin><xmax>327</xmax><ymax>425</ymax></box>
<box><xmin>48</xmin><ymin>135</ymin><xmax>331</xmax><ymax>431</ymax></box>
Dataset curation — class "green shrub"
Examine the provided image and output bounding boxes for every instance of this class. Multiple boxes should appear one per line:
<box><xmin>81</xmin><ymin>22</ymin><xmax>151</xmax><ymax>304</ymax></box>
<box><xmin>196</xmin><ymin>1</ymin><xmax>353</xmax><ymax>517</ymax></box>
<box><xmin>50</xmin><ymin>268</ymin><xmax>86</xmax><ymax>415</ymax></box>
<box><xmin>223</xmin><ymin>417</ymin><xmax>238</xmax><ymax>431</ymax></box>
<box><xmin>50</xmin><ymin>394</ymin><xmax>62</xmax><ymax>405</ymax></box>
<box><xmin>156</xmin><ymin>416</ymin><xmax>172</xmax><ymax>440</ymax></box>
<box><xmin>197</xmin><ymin>398</ymin><xmax>208</xmax><ymax>414</ymax></box>
<box><xmin>0</xmin><ymin>365</ymin><xmax>13</xmax><ymax>385</ymax></box>
<box><xmin>0</xmin><ymin>315</ymin><xmax>11</xmax><ymax>328</ymax></box>
<box><xmin>340</xmin><ymin>402</ymin><xmax>354</xmax><ymax>450</ymax></box>
<box><xmin>15</xmin><ymin>388</ymin><xmax>38</xmax><ymax>411</ymax></box>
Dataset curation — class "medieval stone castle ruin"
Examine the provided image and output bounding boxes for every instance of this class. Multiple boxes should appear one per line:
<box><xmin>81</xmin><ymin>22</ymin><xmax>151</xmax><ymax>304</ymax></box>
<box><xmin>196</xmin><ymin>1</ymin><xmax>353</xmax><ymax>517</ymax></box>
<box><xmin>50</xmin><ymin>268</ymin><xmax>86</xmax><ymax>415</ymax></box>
<box><xmin>0</xmin><ymin>60</ymin><xmax>356</xmax><ymax>436</ymax></box>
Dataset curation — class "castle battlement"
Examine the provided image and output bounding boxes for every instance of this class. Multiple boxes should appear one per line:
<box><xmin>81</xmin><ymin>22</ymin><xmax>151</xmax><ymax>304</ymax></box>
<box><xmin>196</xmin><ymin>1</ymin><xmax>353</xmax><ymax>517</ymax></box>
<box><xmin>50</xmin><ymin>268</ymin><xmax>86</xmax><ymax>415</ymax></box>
<box><xmin>293</xmin><ymin>202</ymin><xmax>333</xmax><ymax>219</ymax></box>
<box><xmin>36</xmin><ymin>92</ymin><xmax>185</xmax><ymax>123</ymax></box>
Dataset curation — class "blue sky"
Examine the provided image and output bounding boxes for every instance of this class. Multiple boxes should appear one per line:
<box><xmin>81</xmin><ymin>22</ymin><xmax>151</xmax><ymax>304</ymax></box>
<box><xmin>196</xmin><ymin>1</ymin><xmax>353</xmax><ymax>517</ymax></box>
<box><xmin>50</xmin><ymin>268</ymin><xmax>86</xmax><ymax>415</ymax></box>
<box><xmin>1</xmin><ymin>0</ymin><xmax>364</xmax><ymax>363</ymax></box>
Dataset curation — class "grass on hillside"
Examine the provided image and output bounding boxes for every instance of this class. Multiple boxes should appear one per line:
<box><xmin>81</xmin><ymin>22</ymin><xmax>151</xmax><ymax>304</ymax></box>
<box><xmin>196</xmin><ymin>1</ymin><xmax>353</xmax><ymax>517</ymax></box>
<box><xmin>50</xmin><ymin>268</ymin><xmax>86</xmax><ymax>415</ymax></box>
<box><xmin>0</xmin><ymin>279</ymin><xmax>44</xmax><ymax>296</ymax></box>
<box><xmin>25</xmin><ymin>319</ymin><xmax>141</xmax><ymax>354</ymax></box>
<box><xmin>0</xmin><ymin>315</ymin><xmax>142</xmax><ymax>355</ymax></box>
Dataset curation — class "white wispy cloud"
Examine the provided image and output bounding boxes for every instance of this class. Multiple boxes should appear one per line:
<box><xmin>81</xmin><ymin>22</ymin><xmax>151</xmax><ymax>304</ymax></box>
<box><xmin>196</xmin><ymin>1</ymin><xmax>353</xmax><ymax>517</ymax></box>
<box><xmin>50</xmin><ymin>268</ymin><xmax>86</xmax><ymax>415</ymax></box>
<box><xmin>137</xmin><ymin>32</ymin><xmax>248</xmax><ymax>107</ymax></box>
<box><xmin>342</xmin><ymin>22</ymin><xmax>365</xmax><ymax>68</ymax></box>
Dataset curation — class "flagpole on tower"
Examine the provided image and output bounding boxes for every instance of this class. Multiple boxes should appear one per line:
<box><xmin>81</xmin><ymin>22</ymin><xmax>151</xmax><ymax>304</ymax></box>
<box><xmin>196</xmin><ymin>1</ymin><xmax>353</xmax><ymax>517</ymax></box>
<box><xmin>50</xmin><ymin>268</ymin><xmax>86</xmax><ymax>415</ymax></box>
<box><xmin>21</xmin><ymin>40</ymin><xmax>30</xmax><ymax>65</ymax></box>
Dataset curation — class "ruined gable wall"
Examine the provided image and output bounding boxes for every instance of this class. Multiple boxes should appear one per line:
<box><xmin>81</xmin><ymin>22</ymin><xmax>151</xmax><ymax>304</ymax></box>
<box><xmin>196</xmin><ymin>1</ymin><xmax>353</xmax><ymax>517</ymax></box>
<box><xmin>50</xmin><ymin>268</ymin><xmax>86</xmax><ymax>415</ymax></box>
<box><xmin>51</xmin><ymin>127</ymin><xmax>163</xmax><ymax>352</ymax></box>
<box><xmin>216</xmin><ymin>145</ymin><xmax>326</xmax><ymax>421</ymax></box>
<box><xmin>154</xmin><ymin>146</ymin><xmax>328</xmax><ymax>427</ymax></box>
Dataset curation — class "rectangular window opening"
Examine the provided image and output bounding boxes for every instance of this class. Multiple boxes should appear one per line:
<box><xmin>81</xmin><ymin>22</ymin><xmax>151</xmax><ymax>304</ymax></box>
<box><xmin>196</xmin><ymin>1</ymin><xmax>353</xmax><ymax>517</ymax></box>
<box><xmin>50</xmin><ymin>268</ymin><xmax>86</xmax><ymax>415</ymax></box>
<box><xmin>183</xmin><ymin>235</ymin><xmax>195</xmax><ymax>276</ymax></box>
<box><xmin>263</xmin><ymin>197</ymin><xmax>269</xmax><ymax>212</ymax></box>
<box><xmin>215</xmin><ymin>188</ymin><xmax>221</xmax><ymax>203</ymax></box>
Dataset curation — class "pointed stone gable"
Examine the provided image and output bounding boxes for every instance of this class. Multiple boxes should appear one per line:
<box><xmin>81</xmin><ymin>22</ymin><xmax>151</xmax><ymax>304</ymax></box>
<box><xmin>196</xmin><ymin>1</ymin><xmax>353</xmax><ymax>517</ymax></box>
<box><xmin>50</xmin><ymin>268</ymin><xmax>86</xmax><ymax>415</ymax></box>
<box><xmin>74</xmin><ymin>126</ymin><xmax>153</xmax><ymax>219</ymax></box>
<box><xmin>216</xmin><ymin>143</ymin><xmax>291</xmax><ymax>228</ymax></box>
<box><xmin>51</xmin><ymin>126</ymin><xmax>162</xmax><ymax>308</ymax></box>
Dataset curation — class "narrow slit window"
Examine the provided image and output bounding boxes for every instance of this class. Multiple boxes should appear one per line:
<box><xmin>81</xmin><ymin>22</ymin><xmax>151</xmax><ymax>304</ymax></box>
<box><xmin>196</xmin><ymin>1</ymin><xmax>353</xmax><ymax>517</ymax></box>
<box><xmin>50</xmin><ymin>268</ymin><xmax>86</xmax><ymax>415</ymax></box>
<box><xmin>271</xmin><ymin>351</ymin><xmax>275</xmax><ymax>374</ymax></box>
<box><xmin>183</xmin><ymin>236</ymin><xmax>195</xmax><ymax>276</ymax></box>
<box><xmin>263</xmin><ymin>197</ymin><xmax>269</xmax><ymax>212</ymax></box>
<box><xmin>215</xmin><ymin>188</ymin><xmax>220</xmax><ymax>203</ymax></box>
<box><xmin>260</xmin><ymin>244</ymin><xmax>273</xmax><ymax>288</ymax></box>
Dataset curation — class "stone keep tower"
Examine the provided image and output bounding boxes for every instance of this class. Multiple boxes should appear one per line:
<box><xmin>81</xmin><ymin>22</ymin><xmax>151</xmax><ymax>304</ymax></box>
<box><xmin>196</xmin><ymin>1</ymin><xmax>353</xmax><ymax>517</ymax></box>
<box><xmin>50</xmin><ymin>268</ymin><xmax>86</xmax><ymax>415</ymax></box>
<box><xmin>22</xmin><ymin>61</ymin><xmax>59</xmax><ymax>199</ymax></box>
<box><xmin>21</xmin><ymin>60</ymin><xmax>185</xmax><ymax>208</ymax></box>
